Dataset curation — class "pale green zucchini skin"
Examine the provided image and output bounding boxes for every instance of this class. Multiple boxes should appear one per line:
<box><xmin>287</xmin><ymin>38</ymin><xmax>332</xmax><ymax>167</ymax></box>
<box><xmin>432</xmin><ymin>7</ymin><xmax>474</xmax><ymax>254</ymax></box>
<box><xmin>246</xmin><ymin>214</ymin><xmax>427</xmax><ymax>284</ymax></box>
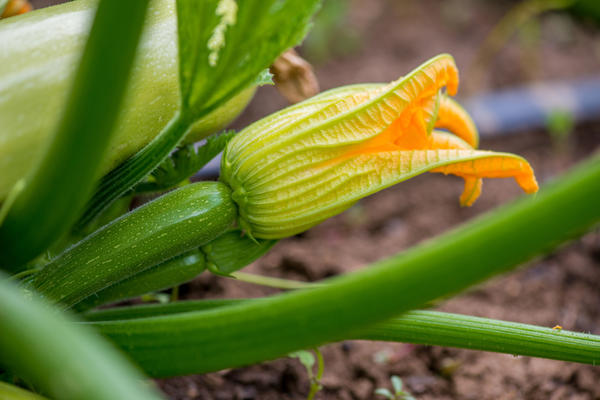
<box><xmin>29</xmin><ymin>181</ymin><xmax>237</xmax><ymax>309</ymax></box>
<box><xmin>0</xmin><ymin>0</ymin><xmax>254</xmax><ymax>202</ymax></box>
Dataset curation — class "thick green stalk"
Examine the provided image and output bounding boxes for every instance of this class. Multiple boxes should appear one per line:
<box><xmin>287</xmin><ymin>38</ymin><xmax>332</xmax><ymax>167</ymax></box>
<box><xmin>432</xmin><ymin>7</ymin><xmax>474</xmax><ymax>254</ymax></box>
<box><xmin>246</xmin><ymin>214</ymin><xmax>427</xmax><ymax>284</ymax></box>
<box><xmin>0</xmin><ymin>275</ymin><xmax>164</xmax><ymax>400</ymax></box>
<box><xmin>30</xmin><ymin>182</ymin><xmax>236</xmax><ymax>309</ymax></box>
<box><xmin>88</xmin><ymin>299</ymin><xmax>600</xmax><ymax>370</ymax></box>
<box><xmin>93</xmin><ymin>154</ymin><xmax>600</xmax><ymax>377</ymax></box>
<box><xmin>0</xmin><ymin>0</ymin><xmax>149</xmax><ymax>270</ymax></box>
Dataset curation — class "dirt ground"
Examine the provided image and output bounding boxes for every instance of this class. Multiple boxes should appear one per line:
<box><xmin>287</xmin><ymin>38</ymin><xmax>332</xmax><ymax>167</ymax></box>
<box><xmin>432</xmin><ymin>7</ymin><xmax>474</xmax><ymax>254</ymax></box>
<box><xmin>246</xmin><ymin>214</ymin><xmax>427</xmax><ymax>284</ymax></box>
<box><xmin>157</xmin><ymin>0</ymin><xmax>600</xmax><ymax>399</ymax></box>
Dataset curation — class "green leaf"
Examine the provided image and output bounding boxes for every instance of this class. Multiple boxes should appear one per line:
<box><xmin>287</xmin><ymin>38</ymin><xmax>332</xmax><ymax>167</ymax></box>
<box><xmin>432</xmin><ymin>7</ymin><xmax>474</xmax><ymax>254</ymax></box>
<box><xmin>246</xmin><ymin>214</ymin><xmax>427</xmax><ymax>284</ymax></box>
<box><xmin>91</xmin><ymin>154</ymin><xmax>600</xmax><ymax>377</ymax></box>
<box><xmin>137</xmin><ymin>130</ymin><xmax>236</xmax><ymax>193</ymax></box>
<box><xmin>289</xmin><ymin>350</ymin><xmax>315</xmax><ymax>371</ymax></box>
<box><xmin>0</xmin><ymin>275</ymin><xmax>163</xmax><ymax>400</ymax></box>
<box><xmin>374</xmin><ymin>388</ymin><xmax>393</xmax><ymax>399</ymax></box>
<box><xmin>0</xmin><ymin>0</ymin><xmax>150</xmax><ymax>272</ymax></box>
<box><xmin>391</xmin><ymin>376</ymin><xmax>403</xmax><ymax>394</ymax></box>
<box><xmin>177</xmin><ymin>0</ymin><xmax>320</xmax><ymax>117</ymax></box>
<box><xmin>253</xmin><ymin>68</ymin><xmax>274</xmax><ymax>86</ymax></box>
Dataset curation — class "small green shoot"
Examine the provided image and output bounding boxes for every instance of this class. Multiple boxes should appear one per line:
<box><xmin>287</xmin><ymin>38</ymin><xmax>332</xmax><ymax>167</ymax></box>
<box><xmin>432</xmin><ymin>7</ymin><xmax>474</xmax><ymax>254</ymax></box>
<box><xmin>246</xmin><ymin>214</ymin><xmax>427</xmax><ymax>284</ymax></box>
<box><xmin>375</xmin><ymin>376</ymin><xmax>415</xmax><ymax>400</ymax></box>
<box><xmin>289</xmin><ymin>348</ymin><xmax>324</xmax><ymax>400</ymax></box>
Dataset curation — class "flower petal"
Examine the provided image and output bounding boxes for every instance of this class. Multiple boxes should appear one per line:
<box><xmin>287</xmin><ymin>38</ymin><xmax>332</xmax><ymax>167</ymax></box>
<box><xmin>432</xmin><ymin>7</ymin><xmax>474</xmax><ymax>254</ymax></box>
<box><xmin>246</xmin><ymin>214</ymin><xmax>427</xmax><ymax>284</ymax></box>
<box><xmin>224</xmin><ymin>54</ymin><xmax>459</xmax><ymax>189</ymax></box>
<box><xmin>241</xmin><ymin>149</ymin><xmax>535</xmax><ymax>238</ymax></box>
<box><xmin>434</xmin><ymin>95</ymin><xmax>479</xmax><ymax>148</ymax></box>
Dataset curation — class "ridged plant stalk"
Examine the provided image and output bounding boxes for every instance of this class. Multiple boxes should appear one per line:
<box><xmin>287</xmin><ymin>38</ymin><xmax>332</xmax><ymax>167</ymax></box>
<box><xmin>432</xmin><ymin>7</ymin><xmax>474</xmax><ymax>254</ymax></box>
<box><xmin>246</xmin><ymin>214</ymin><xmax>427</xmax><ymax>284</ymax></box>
<box><xmin>86</xmin><ymin>300</ymin><xmax>600</xmax><ymax>367</ymax></box>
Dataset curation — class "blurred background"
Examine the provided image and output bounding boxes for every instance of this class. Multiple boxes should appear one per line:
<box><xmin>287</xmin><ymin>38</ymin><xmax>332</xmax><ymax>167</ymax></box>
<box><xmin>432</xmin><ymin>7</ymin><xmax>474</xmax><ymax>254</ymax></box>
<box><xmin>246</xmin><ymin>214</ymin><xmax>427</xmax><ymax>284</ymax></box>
<box><xmin>21</xmin><ymin>0</ymin><xmax>600</xmax><ymax>398</ymax></box>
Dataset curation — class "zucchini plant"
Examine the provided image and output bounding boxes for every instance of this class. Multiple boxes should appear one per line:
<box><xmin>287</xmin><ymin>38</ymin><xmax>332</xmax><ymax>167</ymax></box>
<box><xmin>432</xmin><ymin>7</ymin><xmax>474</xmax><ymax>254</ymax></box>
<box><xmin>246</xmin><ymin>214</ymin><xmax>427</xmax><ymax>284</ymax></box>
<box><xmin>0</xmin><ymin>1</ymin><xmax>599</xmax><ymax>399</ymax></box>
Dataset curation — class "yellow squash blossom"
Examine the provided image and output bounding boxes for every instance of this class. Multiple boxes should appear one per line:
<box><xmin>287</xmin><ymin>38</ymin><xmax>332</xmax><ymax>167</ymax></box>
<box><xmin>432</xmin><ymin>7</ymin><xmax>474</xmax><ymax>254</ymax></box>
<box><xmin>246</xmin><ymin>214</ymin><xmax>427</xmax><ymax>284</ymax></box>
<box><xmin>221</xmin><ymin>54</ymin><xmax>538</xmax><ymax>239</ymax></box>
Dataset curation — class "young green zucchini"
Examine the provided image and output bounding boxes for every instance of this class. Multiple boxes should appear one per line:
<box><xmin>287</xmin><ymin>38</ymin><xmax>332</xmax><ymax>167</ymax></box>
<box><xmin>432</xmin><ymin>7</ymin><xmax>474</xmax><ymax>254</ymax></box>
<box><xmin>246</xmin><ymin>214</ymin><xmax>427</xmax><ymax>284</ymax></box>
<box><xmin>72</xmin><ymin>229</ymin><xmax>276</xmax><ymax>311</ymax></box>
<box><xmin>0</xmin><ymin>0</ymin><xmax>254</xmax><ymax>202</ymax></box>
<box><xmin>29</xmin><ymin>181</ymin><xmax>236</xmax><ymax>309</ymax></box>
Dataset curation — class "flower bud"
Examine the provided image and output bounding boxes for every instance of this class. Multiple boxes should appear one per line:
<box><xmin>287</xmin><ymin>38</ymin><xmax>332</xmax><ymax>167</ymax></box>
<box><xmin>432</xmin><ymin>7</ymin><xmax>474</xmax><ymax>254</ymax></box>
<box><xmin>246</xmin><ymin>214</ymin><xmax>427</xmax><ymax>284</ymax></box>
<box><xmin>221</xmin><ymin>54</ymin><xmax>538</xmax><ymax>239</ymax></box>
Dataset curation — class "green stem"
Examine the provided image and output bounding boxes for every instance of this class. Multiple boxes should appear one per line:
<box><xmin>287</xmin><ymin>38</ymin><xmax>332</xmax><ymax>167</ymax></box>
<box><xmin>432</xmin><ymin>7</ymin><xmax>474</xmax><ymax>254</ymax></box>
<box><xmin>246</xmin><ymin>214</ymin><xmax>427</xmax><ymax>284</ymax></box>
<box><xmin>0</xmin><ymin>275</ymin><xmax>164</xmax><ymax>400</ymax></box>
<box><xmin>0</xmin><ymin>0</ymin><xmax>150</xmax><ymax>271</ymax></box>
<box><xmin>93</xmin><ymin>154</ymin><xmax>600</xmax><ymax>377</ymax></box>
<box><xmin>89</xmin><ymin>299</ymin><xmax>600</xmax><ymax>372</ymax></box>
<box><xmin>356</xmin><ymin>310</ymin><xmax>600</xmax><ymax>364</ymax></box>
<box><xmin>76</xmin><ymin>111</ymin><xmax>192</xmax><ymax>230</ymax></box>
<box><xmin>83</xmin><ymin>299</ymin><xmax>245</xmax><ymax>322</ymax></box>
<box><xmin>307</xmin><ymin>348</ymin><xmax>324</xmax><ymax>400</ymax></box>
<box><xmin>230</xmin><ymin>271</ymin><xmax>320</xmax><ymax>290</ymax></box>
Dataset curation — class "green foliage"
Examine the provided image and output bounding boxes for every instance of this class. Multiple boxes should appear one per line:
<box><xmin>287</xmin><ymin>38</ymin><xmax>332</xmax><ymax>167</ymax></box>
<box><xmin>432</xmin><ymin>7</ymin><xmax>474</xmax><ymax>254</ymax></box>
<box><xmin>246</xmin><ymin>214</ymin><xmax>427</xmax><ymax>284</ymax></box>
<box><xmin>289</xmin><ymin>349</ymin><xmax>324</xmax><ymax>400</ymax></box>
<box><xmin>303</xmin><ymin>0</ymin><xmax>360</xmax><ymax>63</ymax></box>
<box><xmin>375</xmin><ymin>376</ymin><xmax>415</xmax><ymax>400</ymax></box>
<box><xmin>177</xmin><ymin>0</ymin><xmax>320</xmax><ymax>117</ymax></box>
